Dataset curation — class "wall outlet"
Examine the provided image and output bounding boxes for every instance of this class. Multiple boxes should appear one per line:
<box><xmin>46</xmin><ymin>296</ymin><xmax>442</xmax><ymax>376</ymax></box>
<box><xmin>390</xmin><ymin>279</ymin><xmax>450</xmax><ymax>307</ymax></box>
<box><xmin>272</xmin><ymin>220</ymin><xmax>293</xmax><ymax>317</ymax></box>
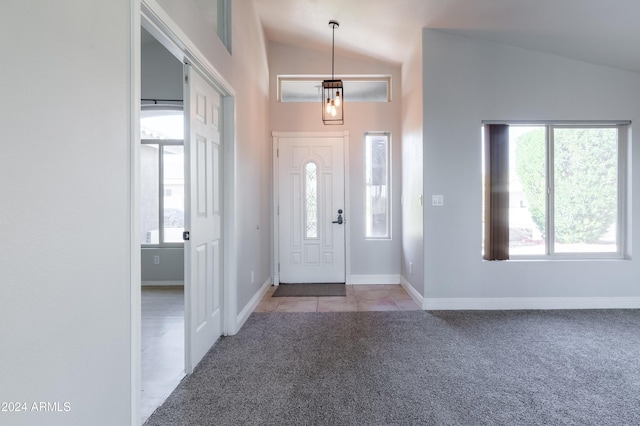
<box><xmin>409</xmin><ymin>262</ymin><xmax>413</xmax><ymax>274</ymax></box>
<box><xmin>154</xmin><ymin>255</ymin><xmax>160</xmax><ymax>265</ymax></box>
<box><xmin>251</xmin><ymin>270</ymin><xmax>255</xmax><ymax>284</ymax></box>
<box><xmin>432</xmin><ymin>195</ymin><xmax>444</xmax><ymax>206</ymax></box>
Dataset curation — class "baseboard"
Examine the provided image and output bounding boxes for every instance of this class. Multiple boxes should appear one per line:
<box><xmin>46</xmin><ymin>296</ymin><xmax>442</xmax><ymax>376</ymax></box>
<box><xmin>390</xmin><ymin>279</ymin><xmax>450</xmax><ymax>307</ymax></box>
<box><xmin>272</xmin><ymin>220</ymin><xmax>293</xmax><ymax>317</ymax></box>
<box><xmin>423</xmin><ymin>297</ymin><xmax>640</xmax><ymax>310</ymax></box>
<box><xmin>348</xmin><ymin>274</ymin><xmax>401</xmax><ymax>285</ymax></box>
<box><xmin>236</xmin><ymin>278</ymin><xmax>272</xmax><ymax>331</ymax></box>
<box><xmin>400</xmin><ymin>276</ymin><xmax>424</xmax><ymax>308</ymax></box>
<box><xmin>142</xmin><ymin>280</ymin><xmax>184</xmax><ymax>286</ymax></box>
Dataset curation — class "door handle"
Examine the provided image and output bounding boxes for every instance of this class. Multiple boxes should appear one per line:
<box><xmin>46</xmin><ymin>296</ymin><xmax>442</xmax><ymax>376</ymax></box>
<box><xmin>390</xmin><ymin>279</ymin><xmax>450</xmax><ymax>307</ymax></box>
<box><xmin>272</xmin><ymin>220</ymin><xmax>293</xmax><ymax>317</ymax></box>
<box><xmin>332</xmin><ymin>209</ymin><xmax>344</xmax><ymax>225</ymax></box>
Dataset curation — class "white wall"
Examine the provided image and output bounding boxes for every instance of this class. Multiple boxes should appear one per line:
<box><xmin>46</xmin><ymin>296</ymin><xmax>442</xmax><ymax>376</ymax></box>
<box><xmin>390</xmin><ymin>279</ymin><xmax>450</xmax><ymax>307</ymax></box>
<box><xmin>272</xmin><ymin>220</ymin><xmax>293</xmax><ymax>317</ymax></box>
<box><xmin>401</xmin><ymin>35</ymin><xmax>425</xmax><ymax>296</ymax></box>
<box><xmin>0</xmin><ymin>1</ymin><xmax>133</xmax><ymax>425</ymax></box>
<box><xmin>421</xmin><ymin>29</ymin><xmax>640</xmax><ymax>307</ymax></box>
<box><xmin>268</xmin><ymin>42</ymin><xmax>403</xmax><ymax>280</ymax></box>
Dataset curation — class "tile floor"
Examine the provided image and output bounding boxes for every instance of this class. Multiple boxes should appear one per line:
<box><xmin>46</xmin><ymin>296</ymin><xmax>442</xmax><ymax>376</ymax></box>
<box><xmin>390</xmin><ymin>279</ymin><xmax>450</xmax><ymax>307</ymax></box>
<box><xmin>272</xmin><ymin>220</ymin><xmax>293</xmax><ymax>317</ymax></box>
<box><xmin>141</xmin><ymin>286</ymin><xmax>185</xmax><ymax>424</ymax></box>
<box><xmin>255</xmin><ymin>284</ymin><xmax>420</xmax><ymax>313</ymax></box>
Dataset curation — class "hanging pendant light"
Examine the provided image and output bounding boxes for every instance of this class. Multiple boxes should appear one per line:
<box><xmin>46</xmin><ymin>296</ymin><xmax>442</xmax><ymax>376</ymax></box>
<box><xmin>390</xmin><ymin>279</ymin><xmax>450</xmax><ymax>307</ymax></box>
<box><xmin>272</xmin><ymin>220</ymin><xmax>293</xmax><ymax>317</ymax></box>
<box><xmin>322</xmin><ymin>20</ymin><xmax>344</xmax><ymax>125</ymax></box>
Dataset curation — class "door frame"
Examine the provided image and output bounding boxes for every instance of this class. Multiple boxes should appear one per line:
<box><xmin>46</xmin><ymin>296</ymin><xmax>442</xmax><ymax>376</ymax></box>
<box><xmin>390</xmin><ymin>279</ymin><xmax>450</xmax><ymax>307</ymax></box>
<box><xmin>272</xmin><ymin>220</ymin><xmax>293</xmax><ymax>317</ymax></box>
<box><xmin>132</xmin><ymin>1</ymin><xmax>238</xmax><ymax>424</ymax></box>
<box><xmin>272</xmin><ymin>131</ymin><xmax>351</xmax><ymax>285</ymax></box>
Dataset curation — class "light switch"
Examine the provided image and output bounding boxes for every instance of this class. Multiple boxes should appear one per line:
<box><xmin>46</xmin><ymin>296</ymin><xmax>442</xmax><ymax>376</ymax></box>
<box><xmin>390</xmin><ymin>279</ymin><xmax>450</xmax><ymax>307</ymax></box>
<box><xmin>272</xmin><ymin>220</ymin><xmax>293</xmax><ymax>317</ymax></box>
<box><xmin>432</xmin><ymin>195</ymin><xmax>444</xmax><ymax>206</ymax></box>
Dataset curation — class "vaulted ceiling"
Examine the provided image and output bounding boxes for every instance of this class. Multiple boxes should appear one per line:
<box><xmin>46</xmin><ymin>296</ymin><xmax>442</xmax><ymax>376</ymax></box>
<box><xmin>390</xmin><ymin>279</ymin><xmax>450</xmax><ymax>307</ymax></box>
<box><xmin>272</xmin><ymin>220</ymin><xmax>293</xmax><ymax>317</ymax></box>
<box><xmin>253</xmin><ymin>0</ymin><xmax>640</xmax><ymax>73</ymax></box>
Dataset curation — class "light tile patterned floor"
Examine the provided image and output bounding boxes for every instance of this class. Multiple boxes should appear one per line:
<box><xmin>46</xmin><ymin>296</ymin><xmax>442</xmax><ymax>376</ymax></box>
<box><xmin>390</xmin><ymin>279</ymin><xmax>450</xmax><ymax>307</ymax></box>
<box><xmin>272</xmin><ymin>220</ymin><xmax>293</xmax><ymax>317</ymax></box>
<box><xmin>255</xmin><ymin>284</ymin><xmax>420</xmax><ymax>313</ymax></box>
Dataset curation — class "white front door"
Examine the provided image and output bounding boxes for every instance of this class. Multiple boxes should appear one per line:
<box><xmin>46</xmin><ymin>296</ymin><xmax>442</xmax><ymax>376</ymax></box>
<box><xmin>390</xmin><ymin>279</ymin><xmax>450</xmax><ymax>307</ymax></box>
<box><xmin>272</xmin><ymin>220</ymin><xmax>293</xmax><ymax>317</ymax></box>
<box><xmin>277</xmin><ymin>134</ymin><xmax>346</xmax><ymax>283</ymax></box>
<box><xmin>184</xmin><ymin>65</ymin><xmax>223</xmax><ymax>373</ymax></box>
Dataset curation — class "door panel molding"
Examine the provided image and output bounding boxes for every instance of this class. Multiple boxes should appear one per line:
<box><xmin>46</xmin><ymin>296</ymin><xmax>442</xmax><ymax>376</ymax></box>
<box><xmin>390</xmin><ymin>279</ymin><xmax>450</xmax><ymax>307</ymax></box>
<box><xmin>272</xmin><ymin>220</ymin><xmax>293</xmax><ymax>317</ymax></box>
<box><xmin>272</xmin><ymin>131</ymin><xmax>350</xmax><ymax>285</ymax></box>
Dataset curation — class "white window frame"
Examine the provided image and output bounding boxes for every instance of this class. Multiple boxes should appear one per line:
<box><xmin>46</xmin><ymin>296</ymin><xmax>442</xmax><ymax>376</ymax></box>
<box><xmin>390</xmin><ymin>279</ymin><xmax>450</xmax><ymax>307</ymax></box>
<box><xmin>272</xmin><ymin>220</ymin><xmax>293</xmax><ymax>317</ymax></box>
<box><xmin>483</xmin><ymin>120</ymin><xmax>629</xmax><ymax>260</ymax></box>
<box><xmin>277</xmin><ymin>75</ymin><xmax>391</xmax><ymax>103</ymax></box>
<box><xmin>364</xmin><ymin>132</ymin><xmax>391</xmax><ymax>240</ymax></box>
<box><xmin>141</xmin><ymin>139</ymin><xmax>185</xmax><ymax>248</ymax></box>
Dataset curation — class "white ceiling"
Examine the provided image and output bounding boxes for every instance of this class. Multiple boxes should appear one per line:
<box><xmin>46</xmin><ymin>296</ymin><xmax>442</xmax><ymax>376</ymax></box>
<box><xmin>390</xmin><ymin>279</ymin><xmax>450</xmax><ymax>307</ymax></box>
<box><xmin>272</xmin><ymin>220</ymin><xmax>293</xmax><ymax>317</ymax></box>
<box><xmin>253</xmin><ymin>0</ymin><xmax>640</xmax><ymax>73</ymax></box>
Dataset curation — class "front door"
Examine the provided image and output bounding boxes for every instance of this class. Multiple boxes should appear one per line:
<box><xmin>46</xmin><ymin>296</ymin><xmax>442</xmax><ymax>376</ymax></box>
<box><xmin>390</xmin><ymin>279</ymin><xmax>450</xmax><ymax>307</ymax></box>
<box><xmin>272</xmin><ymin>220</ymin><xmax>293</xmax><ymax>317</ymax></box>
<box><xmin>276</xmin><ymin>133</ymin><xmax>346</xmax><ymax>283</ymax></box>
<box><xmin>184</xmin><ymin>64</ymin><xmax>223</xmax><ymax>373</ymax></box>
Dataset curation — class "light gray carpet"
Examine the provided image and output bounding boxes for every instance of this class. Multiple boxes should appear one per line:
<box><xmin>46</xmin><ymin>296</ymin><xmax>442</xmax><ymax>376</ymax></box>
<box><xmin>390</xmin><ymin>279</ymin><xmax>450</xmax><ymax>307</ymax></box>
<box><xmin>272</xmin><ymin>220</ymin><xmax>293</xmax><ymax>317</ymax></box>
<box><xmin>145</xmin><ymin>310</ymin><xmax>640</xmax><ymax>425</ymax></box>
<box><xmin>272</xmin><ymin>283</ymin><xmax>346</xmax><ymax>297</ymax></box>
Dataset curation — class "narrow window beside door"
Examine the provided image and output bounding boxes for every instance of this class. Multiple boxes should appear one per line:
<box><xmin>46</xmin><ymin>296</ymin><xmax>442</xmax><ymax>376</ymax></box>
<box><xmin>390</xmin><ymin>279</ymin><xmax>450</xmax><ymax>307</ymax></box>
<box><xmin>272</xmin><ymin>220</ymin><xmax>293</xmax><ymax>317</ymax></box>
<box><xmin>365</xmin><ymin>132</ymin><xmax>391</xmax><ymax>239</ymax></box>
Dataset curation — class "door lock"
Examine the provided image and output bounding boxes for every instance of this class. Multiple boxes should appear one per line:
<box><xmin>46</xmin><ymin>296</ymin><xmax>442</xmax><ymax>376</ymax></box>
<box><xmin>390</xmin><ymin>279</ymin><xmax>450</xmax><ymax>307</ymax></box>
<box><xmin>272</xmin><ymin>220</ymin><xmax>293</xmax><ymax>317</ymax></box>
<box><xmin>332</xmin><ymin>209</ymin><xmax>344</xmax><ymax>225</ymax></box>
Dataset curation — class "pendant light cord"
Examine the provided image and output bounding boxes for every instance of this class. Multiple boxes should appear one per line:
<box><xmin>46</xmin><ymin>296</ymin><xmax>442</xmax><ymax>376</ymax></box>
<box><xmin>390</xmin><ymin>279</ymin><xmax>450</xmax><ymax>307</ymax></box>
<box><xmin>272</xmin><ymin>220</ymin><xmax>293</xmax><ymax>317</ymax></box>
<box><xmin>331</xmin><ymin>24</ymin><xmax>335</xmax><ymax>79</ymax></box>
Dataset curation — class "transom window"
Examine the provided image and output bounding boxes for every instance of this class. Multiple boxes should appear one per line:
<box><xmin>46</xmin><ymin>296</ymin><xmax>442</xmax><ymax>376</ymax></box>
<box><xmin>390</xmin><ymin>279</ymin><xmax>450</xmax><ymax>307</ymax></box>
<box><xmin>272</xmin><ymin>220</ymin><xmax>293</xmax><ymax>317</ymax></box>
<box><xmin>278</xmin><ymin>76</ymin><xmax>391</xmax><ymax>103</ymax></box>
<box><xmin>483</xmin><ymin>122</ymin><xmax>628</xmax><ymax>259</ymax></box>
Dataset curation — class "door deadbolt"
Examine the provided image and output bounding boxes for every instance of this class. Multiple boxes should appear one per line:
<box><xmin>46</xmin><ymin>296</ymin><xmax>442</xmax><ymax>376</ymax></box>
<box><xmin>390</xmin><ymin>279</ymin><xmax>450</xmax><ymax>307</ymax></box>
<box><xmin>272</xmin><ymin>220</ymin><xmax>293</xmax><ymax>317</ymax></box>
<box><xmin>332</xmin><ymin>209</ymin><xmax>344</xmax><ymax>225</ymax></box>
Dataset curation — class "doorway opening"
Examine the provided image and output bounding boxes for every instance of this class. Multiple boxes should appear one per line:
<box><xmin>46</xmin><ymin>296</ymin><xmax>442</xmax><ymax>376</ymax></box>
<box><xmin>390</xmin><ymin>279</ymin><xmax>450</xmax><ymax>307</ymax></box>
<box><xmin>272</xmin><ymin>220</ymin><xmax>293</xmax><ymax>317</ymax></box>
<box><xmin>139</xmin><ymin>27</ymin><xmax>186</xmax><ymax>423</ymax></box>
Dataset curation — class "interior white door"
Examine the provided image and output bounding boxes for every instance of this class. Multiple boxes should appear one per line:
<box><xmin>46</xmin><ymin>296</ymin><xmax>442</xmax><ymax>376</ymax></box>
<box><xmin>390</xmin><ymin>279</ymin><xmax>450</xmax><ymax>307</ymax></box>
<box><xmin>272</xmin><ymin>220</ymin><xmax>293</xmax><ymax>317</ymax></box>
<box><xmin>184</xmin><ymin>65</ymin><xmax>223</xmax><ymax>373</ymax></box>
<box><xmin>278</xmin><ymin>135</ymin><xmax>345</xmax><ymax>283</ymax></box>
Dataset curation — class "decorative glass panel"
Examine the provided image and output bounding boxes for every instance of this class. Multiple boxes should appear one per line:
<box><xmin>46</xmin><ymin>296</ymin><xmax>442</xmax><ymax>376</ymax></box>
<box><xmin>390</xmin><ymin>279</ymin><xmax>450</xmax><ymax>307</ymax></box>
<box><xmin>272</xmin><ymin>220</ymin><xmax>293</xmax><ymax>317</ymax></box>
<box><xmin>305</xmin><ymin>162</ymin><xmax>318</xmax><ymax>239</ymax></box>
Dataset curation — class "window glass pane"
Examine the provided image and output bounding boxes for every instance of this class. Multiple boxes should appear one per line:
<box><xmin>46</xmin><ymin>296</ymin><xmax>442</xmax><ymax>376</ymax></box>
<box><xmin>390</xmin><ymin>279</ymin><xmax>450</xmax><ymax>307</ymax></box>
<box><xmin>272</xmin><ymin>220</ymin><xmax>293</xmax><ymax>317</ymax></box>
<box><xmin>553</xmin><ymin>128</ymin><xmax>618</xmax><ymax>253</ymax></box>
<box><xmin>305</xmin><ymin>162</ymin><xmax>318</xmax><ymax>239</ymax></box>
<box><xmin>163</xmin><ymin>145</ymin><xmax>185</xmax><ymax>243</ymax></box>
<box><xmin>365</xmin><ymin>134</ymin><xmax>389</xmax><ymax>238</ymax></box>
<box><xmin>509</xmin><ymin>126</ymin><xmax>546</xmax><ymax>255</ymax></box>
<box><xmin>280</xmin><ymin>78</ymin><xmax>389</xmax><ymax>102</ymax></box>
<box><xmin>141</xmin><ymin>144</ymin><xmax>160</xmax><ymax>244</ymax></box>
<box><xmin>140</xmin><ymin>110</ymin><xmax>184</xmax><ymax>140</ymax></box>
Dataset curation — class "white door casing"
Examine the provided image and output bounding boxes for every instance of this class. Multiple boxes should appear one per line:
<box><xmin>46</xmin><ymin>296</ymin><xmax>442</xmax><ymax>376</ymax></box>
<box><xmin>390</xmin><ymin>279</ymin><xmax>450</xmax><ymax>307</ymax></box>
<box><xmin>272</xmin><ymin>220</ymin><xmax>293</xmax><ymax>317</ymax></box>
<box><xmin>184</xmin><ymin>64</ymin><xmax>223</xmax><ymax>373</ymax></box>
<box><xmin>276</xmin><ymin>133</ymin><xmax>347</xmax><ymax>283</ymax></box>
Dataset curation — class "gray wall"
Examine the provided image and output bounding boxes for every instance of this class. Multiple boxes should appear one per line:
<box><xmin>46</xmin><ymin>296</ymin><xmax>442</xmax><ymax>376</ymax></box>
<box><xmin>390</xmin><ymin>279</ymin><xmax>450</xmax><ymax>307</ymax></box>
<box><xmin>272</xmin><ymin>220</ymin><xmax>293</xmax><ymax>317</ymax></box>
<box><xmin>141</xmin><ymin>28</ymin><xmax>183</xmax><ymax>101</ymax></box>
<box><xmin>400</xmin><ymin>34</ymin><xmax>425</xmax><ymax>296</ymax></box>
<box><xmin>420</xmin><ymin>29</ymin><xmax>640</xmax><ymax>303</ymax></box>
<box><xmin>0</xmin><ymin>0</ymin><xmax>272</xmax><ymax>424</ymax></box>
<box><xmin>0</xmin><ymin>1</ymin><xmax>133</xmax><ymax>424</ymax></box>
<box><xmin>141</xmin><ymin>247</ymin><xmax>184</xmax><ymax>283</ymax></box>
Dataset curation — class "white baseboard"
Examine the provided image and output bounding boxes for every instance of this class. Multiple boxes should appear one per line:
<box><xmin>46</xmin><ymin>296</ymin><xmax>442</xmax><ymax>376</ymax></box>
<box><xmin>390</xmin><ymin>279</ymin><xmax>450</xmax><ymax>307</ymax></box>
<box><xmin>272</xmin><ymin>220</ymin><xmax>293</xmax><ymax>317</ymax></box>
<box><xmin>348</xmin><ymin>274</ymin><xmax>401</xmax><ymax>285</ymax></box>
<box><xmin>400</xmin><ymin>276</ymin><xmax>424</xmax><ymax>308</ymax></box>
<box><xmin>142</xmin><ymin>280</ymin><xmax>184</xmax><ymax>287</ymax></box>
<box><xmin>423</xmin><ymin>297</ymin><xmax>640</xmax><ymax>310</ymax></box>
<box><xmin>236</xmin><ymin>277</ymin><xmax>272</xmax><ymax>331</ymax></box>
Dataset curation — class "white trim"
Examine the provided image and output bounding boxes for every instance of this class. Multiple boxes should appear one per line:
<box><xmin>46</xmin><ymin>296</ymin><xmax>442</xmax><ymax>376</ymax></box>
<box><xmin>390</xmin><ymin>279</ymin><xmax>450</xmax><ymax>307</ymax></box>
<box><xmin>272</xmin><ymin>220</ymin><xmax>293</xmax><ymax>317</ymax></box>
<box><xmin>400</xmin><ymin>276</ymin><xmax>424</xmax><ymax>308</ymax></box>
<box><xmin>130</xmin><ymin>2</ymin><xmax>142</xmax><ymax>425</ymax></box>
<box><xmin>349</xmin><ymin>274</ymin><xmax>401</xmax><ymax>285</ymax></box>
<box><xmin>141</xmin><ymin>280</ymin><xmax>184</xmax><ymax>286</ymax></box>
<box><xmin>236</xmin><ymin>278</ymin><xmax>272</xmax><ymax>331</ymax></box>
<box><xmin>272</xmin><ymin>136</ymin><xmax>280</xmax><ymax>285</ymax></box>
<box><xmin>222</xmin><ymin>96</ymin><xmax>238</xmax><ymax>336</ymax></box>
<box><xmin>423</xmin><ymin>297</ymin><xmax>640</xmax><ymax>311</ymax></box>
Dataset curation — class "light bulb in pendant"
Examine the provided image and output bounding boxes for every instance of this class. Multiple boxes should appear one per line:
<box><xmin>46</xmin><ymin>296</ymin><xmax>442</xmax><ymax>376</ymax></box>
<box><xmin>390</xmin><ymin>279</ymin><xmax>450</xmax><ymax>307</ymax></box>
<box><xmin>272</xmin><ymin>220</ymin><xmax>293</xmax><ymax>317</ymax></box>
<box><xmin>334</xmin><ymin>91</ymin><xmax>341</xmax><ymax>107</ymax></box>
<box><xmin>326</xmin><ymin>97</ymin><xmax>332</xmax><ymax>113</ymax></box>
<box><xmin>331</xmin><ymin>102</ymin><xmax>337</xmax><ymax>117</ymax></box>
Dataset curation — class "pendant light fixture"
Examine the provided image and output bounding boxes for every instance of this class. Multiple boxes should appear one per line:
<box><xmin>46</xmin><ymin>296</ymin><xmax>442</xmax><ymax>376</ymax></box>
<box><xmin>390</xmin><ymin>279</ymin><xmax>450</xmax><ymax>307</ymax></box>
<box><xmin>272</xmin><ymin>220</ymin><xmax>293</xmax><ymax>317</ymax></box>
<box><xmin>322</xmin><ymin>20</ymin><xmax>344</xmax><ymax>125</ymax></box>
